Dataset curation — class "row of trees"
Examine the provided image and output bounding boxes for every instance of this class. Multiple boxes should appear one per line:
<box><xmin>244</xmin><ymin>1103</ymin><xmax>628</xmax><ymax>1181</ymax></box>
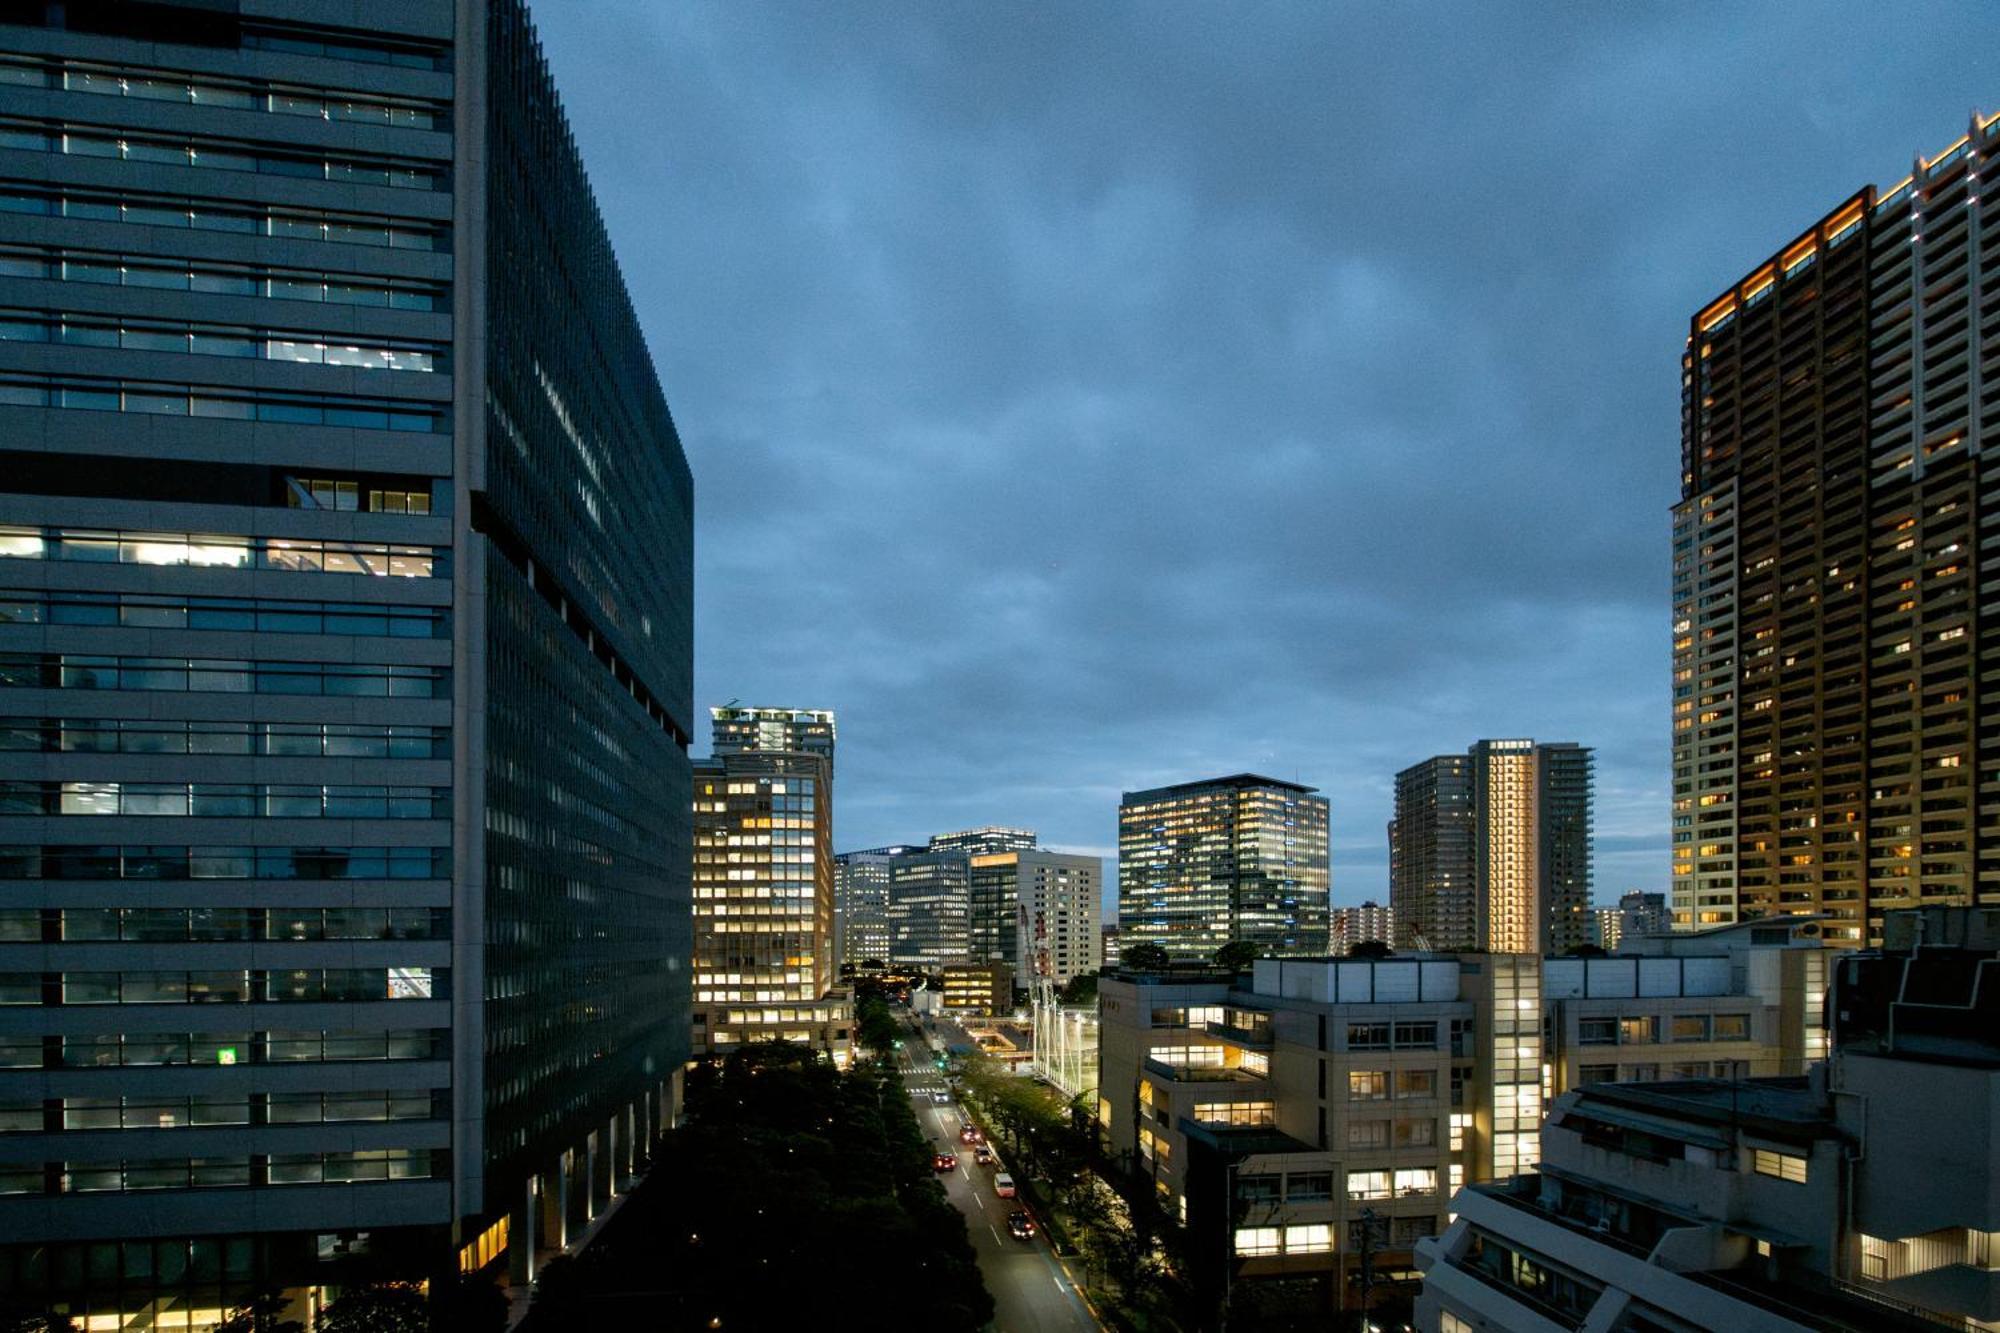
<box><xmin>526</xmin><ymin>1041</ymin><xmax>992</xmax><ymax>1330</ymax></box>
<box><xmin>2</xmin><ymin>1277</ymin><xmax>505</xmax><ymax>1333</ymax></box>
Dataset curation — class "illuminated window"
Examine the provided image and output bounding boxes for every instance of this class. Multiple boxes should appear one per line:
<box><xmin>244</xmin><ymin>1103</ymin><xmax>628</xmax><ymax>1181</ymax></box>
<box><xmin>1753</xmin><ymin>1149</ymin><xmax>1807</xmax><ymax>1184</ymax></box>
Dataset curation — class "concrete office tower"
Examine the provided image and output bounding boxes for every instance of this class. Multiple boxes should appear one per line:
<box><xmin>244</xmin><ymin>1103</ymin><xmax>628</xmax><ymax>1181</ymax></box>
<box><xmin>1391</xmin><ymin>741</ymin><xmax>1594</xmax><ymax>955</ymax></box>
<box><xmin>691</xmin><ymin>706</ymin><xmax>845</xmax><ymax>1062</ymax></box>
<box><xmin>0</xmin><ymin>0</ymin><xmax>693</xmax><ymax>1316</ymax></box>
<box><xmin>933</xmin><ymin>827</ymin><xmax>1038</xmax><ymax>964</ymax></box>
<box><xmin>1118</xmin><ymin>774</ymin><xmax>1330</xmax><ymax>960</ymax></box>
<box><xmin>1011</xmin><ymin>851</ymin><xmax>1104</xmax><ymax>987</ymax></box>
<box><xmin>1330</xmin><ymin>900</ymin><xmax>1395</xmax><ymax>956</ymax></box>
<box><xmin>834</xmin><ymin>845</ymin><xmax>913</xmax><ymax>969</ymax></box>
<box><xmin>690</xmin><ymin>751</ymin><xmax>847</xmax><ymax>1065</ymax></box>
<box><xmin>884</xmin><ymin>848</ymin><xmax>973</xmax><ymax>971</ymax></box>
<box><xmin>1671</xmin><ymin>113</ymin><xmax>2000</xmax><ymax>945</ymax></box>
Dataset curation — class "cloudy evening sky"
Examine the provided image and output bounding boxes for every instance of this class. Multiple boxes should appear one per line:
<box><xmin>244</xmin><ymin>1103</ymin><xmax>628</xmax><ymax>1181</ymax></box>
<box><xmin>536</xmin><ymin>4</ymin><xmax>1997</xmax><ymax>914</ymax></box>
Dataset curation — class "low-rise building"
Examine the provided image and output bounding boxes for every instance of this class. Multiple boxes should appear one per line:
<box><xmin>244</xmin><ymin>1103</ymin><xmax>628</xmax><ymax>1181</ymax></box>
<box><xmin>1098</xmin><ymin>954</ymin><xmax>1542</xmax><ymax>1320</ymax></box>
<box><xmin>1543</xmin><ymin>916</ymin><xmax>1827</xmax><ymax>1097</ymax></box>
<box><xmin>1416</xmin><ymin>906</ymin><xmax>2000</xmax><ymax>1333</ymax></box>
<box><xmin>940</xmin><ymin>962</ymin><xmax>1012</xmax><ymax>1017</ymax></box>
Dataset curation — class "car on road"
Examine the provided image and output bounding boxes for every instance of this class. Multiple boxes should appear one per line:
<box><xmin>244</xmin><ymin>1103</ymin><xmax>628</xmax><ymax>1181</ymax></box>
<box><xmin>932</xmin><ymin>1152</ymin><xmax>958</xmax><ymax>1172</ymax></box>
<box><xmin>930</xmin><ymin>1090</ymin><xmax>951</xmax><ymax>1104</ymax></box>
<box><xmin>993</xmin><ymin>1172</ymin><xmax>1016</xmax><ymax>1198</ymax></box>
<box><xmin>973</xmin><ymin>1145</ymin><xmax>994</xmax><ymax>1165</ymax></box>
<box><xmin>959</xmin><ymin>1126</ymin><xmax>983</xmax><ymax>1145</ymax></box>
<box><xmin>1006</xmin><ymin>1210</ymin><xmax>1036</xmax><ymax>1241</ymax></box>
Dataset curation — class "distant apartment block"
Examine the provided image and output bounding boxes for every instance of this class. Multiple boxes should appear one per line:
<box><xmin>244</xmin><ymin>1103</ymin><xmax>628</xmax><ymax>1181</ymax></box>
<box><xmin>1594</xmin><ymin>888</ymin><xmax>1670</xmax><ymax>950</ymax></box>
<box><xmin>1118</xmin><ymin>774</ymin><xmax>1330</xmax><ymax>960</ymax></box>
<box><xmin>1671</xmin><ymin>113</ymin><xmax>2000</xmax><ymax>944</ymax></box>
<box><xmin>1331</xmin><ymin>900</ymin><xmax>1395</xmax><ymax>956</ymax></box>
<box><xmin>834</xmin><ymin>845</ymin><xmax>913</xmax><ymax>969</ymax></box>
<box><xmin>1011</xmin><ymin>850</ymin><xmax>1103</xmax><ymax>987</ymax></box>
<box><xmin>1390</xmin><ymin>741</ymin><xmax>1594</xmax><ymax>955</ymax></box>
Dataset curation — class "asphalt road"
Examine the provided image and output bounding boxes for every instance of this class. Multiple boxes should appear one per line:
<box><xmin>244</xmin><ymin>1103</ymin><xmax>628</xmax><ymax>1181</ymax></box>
<box><xmin>897</xmin><ymin>1029</ymin><xmax>1099</xmax><ymax>1333</ymax></box>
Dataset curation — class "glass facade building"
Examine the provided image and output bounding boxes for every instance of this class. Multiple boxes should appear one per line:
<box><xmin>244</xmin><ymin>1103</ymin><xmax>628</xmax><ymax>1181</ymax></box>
<box><xmin>1117</xmin><ymin>774</ymin><xmax>1330</xmax><ymax>960</ymax></box>
<box><xmin>1672</xmin><ymin>112</ymin><xmax>2000</xmax><ymax>944</ymax></box>
<box><xmin>0</xmin><ymin>1</ymin><xmax>693</xmax><ymax>1322</ymax></box>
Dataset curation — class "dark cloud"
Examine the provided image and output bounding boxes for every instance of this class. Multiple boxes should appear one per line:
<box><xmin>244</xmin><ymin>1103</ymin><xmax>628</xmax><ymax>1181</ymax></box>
<box><xmin>533</xmin><ymin>2</ymin><xmax>1998</xmax><ymax>913</ymax></box>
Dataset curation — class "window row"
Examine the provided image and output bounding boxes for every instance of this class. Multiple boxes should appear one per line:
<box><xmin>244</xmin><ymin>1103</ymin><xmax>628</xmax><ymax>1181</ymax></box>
<box><xmin>0</xmin><ymin>55</ymin><xmax>445</xmax><ymax>129</ymax></box>
<box><xmin>0</xmin><ymin>121</ymin><xmax>441</xmax><ymax>191</ymax></box>
<box><xmin>0</xmin><ymin>781</ymin><xmax>448</xmax><ymax>819</ymax></box>
<box><xmin>0</xmin><ymin>244</ymin><xmax>445</xmax><ymax>310</ymax></box>
<box><xmin>0</xmin><ymin>589</ymin><xmax>442</xmax><ymax>637</ymax></box>
<box><xmin>0</xmin><ymin>526</ymin><xmax>441</xmax><ymax>577</ymax></box>
<box><xmin>0</xmin><ymin>182</ymin><xmax>446</xmax><ymax>250</ymax></box>
<box><xmin>1234</xmin><ymin>1171</ymin><xmax>1331</xmax><ymax>1203</ymax></box>
<box><xmin>286</xmin><ymin>477</ymin><xmax>432</xmax><ymax>514</ymax></box>
<box><xmin>1347</xmin><ymin>1117</ymin><xmax>1438</xmax><ymax>1149</ymax></box>
<box><xmin>1189</xmin><ymin>1101</ymin><xmax>1274</xmax><ymax>1128</ymax></box>
<box><xmin>0</xmin><ymin>906</ymin><xmax>444</xmax><ymax>943</ymax></box>
<box><xmin>1233</xmin><ymin>1224</ymin><xmax>1334</xmax><ymax>1258</ymax></box>
<box><xmin>0</xmin><ymin>1089</ymin><xmax>437</xmax><ymax>1133</ymax></box>
<box><xmin>1346</xmin><ymin>1167</ymin><xmax>1439</xmax><ymax>1200</ymax></box>
<box><xmin>0</xmin><ymin>966</ymin><xmax>440</xmax><ymax>1005</ymax></box>
<box><xmin>0</xmin><ymin>308</ymin><xmax>442</xmax><ymax>372</ymax></box>
<box><xmin>0</xmin><ymin>718</ymin><xmax>447</xmax><ymax>758</ymax></box>
<box><xmin>1577</xmin><ymin>1060</ymin><xmax>1746</xmax><ymax>1085</ymax></box>
<box><xmin>0</xmin><ymin>1026</ymin><xmax>442</xmax><ymax>1069</ymax></box>
<box><xmin>0</xmin><ymin>844</ymin><xmax>448</xmax><ymax>881</ymax></box>
<box><xmin>0</xmin><ymin>1149</ymin><xmax>437</xmax><ymax>1196</ymax></box>
<box><xmin>0</xmin><ymin>376</ymin><xmax>447</xmax><ymax>433</ymax></box>
<box><xmin>1576</xmin><ymin>1013</ymin><xmax>1751</xmax><ymax>1045</ymax></box>
<box><xmin>0</xmin><ymin>654</ymin><xmax>447</xmax><ymax>697</ymax></box>
<box><xmin>1348</xmin><ymin>1068</ymin><xmax>1438</xmax><ymax>1101</ymax></box>
<box><xmin>1347</xmin><ymin>1020</ymin><xmax>1440</xmax><ymax>1051</ymax></box>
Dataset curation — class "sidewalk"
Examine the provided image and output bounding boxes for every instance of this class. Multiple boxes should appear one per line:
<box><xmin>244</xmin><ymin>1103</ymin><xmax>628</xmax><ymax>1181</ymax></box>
<box><xmin>501</xmin><ymin>1171</ymin><xmax>643</xmax><ymax>1331</ymax></box>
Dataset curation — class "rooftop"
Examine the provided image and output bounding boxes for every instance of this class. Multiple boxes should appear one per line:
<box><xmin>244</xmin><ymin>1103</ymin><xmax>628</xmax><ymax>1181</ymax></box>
<box><xmin>1561</xmin><ymin>1077</ymin><xmax>1840</xmax><ymax>1144</ymax></box>
<box><xmin>1121</xmin><ymin>772</ymin><xmax>1321</xmax><ymax>802</ymax></box>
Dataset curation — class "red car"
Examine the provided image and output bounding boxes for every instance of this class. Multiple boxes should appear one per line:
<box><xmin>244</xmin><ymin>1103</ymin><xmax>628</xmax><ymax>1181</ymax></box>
<box><xmin>932</xmin><ymin>1152</ymin><xmax>958</xmax><ymax>1172</ymax></box>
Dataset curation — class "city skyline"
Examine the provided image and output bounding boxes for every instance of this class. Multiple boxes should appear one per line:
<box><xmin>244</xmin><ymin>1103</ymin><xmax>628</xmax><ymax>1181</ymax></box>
<box><xmin>534</xmin><ymin>4</ymin><xmax>1996</xmax><ymax>908</ymax></box>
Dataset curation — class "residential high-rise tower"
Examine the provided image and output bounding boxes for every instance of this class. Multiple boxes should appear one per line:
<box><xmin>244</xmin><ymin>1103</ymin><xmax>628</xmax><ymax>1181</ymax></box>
<box><xmin>0</xmin><ymin>0</ymin><xmax>693</xmax><ymax>1316</ymax></box>
<box><xmin>1672</xmin><ymin>112</ymin><xmax>2000</xmax><ymax>944</ymax></box>
<box><xmin>1390</xmin><ymin>741</ymin><xmax>1594</xmax><ymax>954</ymax></box>
<box><xmin>1117</xmin><ymin>774</ymin><xmax>1330</xmax><ymax>960</ymax></box>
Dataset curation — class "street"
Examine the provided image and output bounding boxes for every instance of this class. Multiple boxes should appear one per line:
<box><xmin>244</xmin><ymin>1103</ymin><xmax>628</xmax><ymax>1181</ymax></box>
<box><xmin>897</xmin><ymin>1031</ymin><xmax>1100</xmax><ymax>1333</ymax></box>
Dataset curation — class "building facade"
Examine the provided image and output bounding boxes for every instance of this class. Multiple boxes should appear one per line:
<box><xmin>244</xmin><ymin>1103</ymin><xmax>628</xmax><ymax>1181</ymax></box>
<box><xmin>938</xmin><ymin>962</ymin><xmax>1010</xmax><ymax>1018</ymax></box>
<box><xmin>1392</xmin><ymin>742</ymin><xmax>1594</xmax><ymax>955</ymax></box>
<box><xmin>941</xmin><ymin>827</ymin><xmax>1036</xmax><ymax>965</ymax></box>
<box><xmin>1671</xmin><ymin>113</ymin><xmax>2000</xmax><ymax>944</ymax></box>
<box><xmin>690</xmin><ymin>744</ymin><xmax>848</xmax><ymax>1066</ymax></box>
<box><xmin>1097</xmin><ymin>954</ymin><xmax>1540</xmax><ymax>1321</ymax></box>
<box><xmin>1331</xmin><ymin>901</ymin><xmax>1395</xmax><ymax>957</ymax></box>
<box><xmin>1011</xmin><ymin>850</ymin><xmax>1103</xmax><ymax>988</ymax></box>
<box><xmin>1418</xmin><ymin>906</ymin><xmax>2000</xmax><ymax>1333</ymax></box>
<box><xmin>0</xmin><ymin>0</ymin><xmax>693</xmax><ymax>1319</ymax></box>
<box><xmin>708</xmin><ymin>705</ymin><xmax>834</xmax><ymax>769</ymax></box>
<box><xmin>833</xmin><ymin>845</ymin><xmax>910</xmax><ymax>970</ymax></box>
<box><xmin>1118</xmin><ymin>774</ymin><xmax>1330</xmax><ymax>961</ymax></box>
<box><xmin>884</xmin><ymin>847</ymin><xmax>972</xmax><ymax>972</ymax></box>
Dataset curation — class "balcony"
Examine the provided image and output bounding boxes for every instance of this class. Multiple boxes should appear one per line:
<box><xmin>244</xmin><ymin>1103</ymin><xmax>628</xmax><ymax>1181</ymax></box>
<box><xmin>1205</xmin><ymin>1019</ymin><xmax>1272</xmax><ymax>1048</ymax></box>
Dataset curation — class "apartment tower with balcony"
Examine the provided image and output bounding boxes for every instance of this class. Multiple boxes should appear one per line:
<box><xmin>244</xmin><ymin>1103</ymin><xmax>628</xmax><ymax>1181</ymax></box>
<box><xmin>0</xmin><ymin>2</ymin><xmax>694</xmax><ymax>1321</ymax></box>
<box><xmin>1672</xmin><ymin>112</ymin><xmax>2000</xmax><ymax>944</ymax></box>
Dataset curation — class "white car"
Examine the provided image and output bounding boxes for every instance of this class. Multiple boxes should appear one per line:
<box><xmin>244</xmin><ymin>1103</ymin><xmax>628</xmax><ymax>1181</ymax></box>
<box><xmin>993</xmin><ymin>1172</ymin><xmax>1016</xmax><ymax>1198</ymax></box>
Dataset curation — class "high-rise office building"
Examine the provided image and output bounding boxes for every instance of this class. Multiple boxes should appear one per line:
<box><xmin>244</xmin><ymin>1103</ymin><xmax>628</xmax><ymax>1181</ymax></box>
<box><xmin>884</xmin><ymin>848</ymin><xmax>972</xmax><ymax>972</ymax></box>
<box><xmin>1672</xmin><ymin>112</ymin><xmax>2000</xmax><ymax>944</ymax></box>
<box><xmin>0</xmin><ymin>0</ymin><xmax>693</xmax><ymax>1318</ymax></box>
<box><xmin>1390</xmin><ymin>741</ymin><xmax>1594</xmax><ymax>955</ymax></box>
<box><xmin>690</xmin><ymin>708</ymin><xmax>846</xmax><ymax>1064</ymax></box>
<box><xmin>1330</xmin><ymin>900</ymin><xmax>1395</xmax><ymax>956</ymax></box>
<box><xmin>1010</xmin><ymin>850</ymin><xmax>1104</xmax><ymax>987</ymax></box>
<box><xmin>1118</xmin><ymin>774</ymin><xmax>1330</xmax><ymax>960</ymax></box>
<box><xmin>834</xmin><ymin>845</ymin><xmax>913</xmax><ymax>969</ymax></box>
<box><xmin>932</xmin><ymin>826</ymin><xmax>1037</xmax><ymax>964</ymax></box>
